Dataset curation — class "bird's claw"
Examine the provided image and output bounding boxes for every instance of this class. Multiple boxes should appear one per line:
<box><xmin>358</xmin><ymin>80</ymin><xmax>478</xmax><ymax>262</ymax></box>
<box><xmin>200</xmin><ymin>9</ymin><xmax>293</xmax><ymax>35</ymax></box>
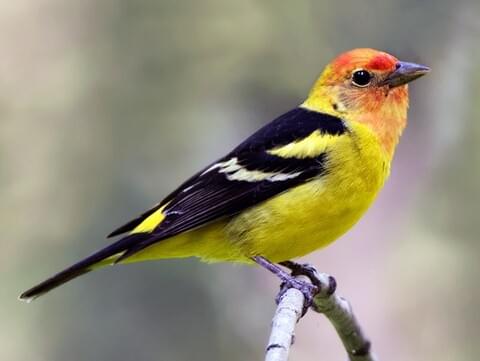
<box><xmin>252</xmin><ymin>256</ymin><xmax>335</xmax><ymax>316</ymax></box>
<box><xmin>280</xmin><ymin>261</ymin><xmax>336</xmax><ymax>295</ymax></box>
<box><xmin>276</xmin><ymin>276</ymin><xmax>319</xmax><ymax>316</ymax></box>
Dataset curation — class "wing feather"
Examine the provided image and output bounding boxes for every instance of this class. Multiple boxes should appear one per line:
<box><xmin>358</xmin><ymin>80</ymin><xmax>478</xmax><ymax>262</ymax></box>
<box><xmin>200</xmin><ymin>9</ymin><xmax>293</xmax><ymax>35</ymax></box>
<box><xmin>111</xmin><ymin>107</ymin><xmax>347</xmax><ymax>261</ymax></box>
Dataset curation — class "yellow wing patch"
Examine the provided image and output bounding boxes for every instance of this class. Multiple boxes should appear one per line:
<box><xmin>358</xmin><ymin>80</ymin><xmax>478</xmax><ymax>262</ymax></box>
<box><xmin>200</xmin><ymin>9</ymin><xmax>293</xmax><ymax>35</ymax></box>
<box><xmin>131</xmin><ymin>204</ymin><xmax>168</xmax><ymax>234</ymax></box>
<box><xmin>267</xmin><ymin>130</ymin><xmax>343</xmax><ymax>159</ymax></box>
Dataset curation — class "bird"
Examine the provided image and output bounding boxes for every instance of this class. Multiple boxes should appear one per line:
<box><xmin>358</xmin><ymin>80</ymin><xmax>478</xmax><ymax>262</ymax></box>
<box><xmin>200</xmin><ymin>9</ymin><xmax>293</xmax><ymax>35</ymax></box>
<box><xmin>20</xmin><ymin>48</ymin><xmax>429</xmax><ymax>302</ymax></box>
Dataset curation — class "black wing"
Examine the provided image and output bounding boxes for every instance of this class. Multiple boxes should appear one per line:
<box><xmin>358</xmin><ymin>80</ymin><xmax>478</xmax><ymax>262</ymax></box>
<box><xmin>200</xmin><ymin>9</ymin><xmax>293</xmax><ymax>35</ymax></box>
<box><xmin>111</xmin><ymin>107</ymin><xmax>346</xmax><ymax>260</ymax></box>
<box><xmin>19</xmin><ymin>107</ymin><xmax>346</xmax><ymax>300</ymax></box>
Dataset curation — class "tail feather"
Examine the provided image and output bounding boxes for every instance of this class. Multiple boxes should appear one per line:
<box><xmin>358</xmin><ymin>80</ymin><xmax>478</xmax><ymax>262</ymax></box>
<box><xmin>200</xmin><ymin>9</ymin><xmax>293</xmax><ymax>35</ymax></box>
<box><xmin>19</xmin><ymin>233</ymin><xmax>150</xmax><ymax>302</ymax></box>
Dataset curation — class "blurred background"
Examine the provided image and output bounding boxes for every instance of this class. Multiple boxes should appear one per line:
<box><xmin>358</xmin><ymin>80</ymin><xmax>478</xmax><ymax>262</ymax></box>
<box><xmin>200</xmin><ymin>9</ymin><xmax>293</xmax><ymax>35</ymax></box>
<box><xmin>1</xmin><ymin>0</ymin><xmax>479</xmax><ymax>360</ymax></box>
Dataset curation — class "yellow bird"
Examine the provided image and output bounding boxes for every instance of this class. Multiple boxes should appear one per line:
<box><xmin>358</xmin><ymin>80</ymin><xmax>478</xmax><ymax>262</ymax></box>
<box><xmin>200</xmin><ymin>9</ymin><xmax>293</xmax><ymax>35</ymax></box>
<box><xmin>20</xmin><ymin>48</ymin><xmax>429</xmax><ymax>302</ymax></box>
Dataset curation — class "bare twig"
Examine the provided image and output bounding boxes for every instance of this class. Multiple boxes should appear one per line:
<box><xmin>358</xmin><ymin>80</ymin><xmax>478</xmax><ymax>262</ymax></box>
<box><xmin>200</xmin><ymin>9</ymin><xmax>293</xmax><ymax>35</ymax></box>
<box><xmin>312</xmin><ymin>273</ymin><xmax>378</xmax><ymax>361</ymax></box>
<box><xmin>264</xmin><ymin>270</ymin><xmax>378</xmax><ymax>361</ymax></box>
<box><xmin>265</xmin><ymin>287</ymin><xmax>305</xmax><ymax>361</ymax></box>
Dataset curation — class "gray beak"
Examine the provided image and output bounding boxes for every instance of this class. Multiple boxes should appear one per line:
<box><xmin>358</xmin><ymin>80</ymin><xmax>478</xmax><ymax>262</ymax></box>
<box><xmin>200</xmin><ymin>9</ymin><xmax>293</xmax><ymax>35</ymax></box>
<box><xmin>382</xmin><ymin>61</ymin><xmax>430</xmax><ymax>88</ymax></box>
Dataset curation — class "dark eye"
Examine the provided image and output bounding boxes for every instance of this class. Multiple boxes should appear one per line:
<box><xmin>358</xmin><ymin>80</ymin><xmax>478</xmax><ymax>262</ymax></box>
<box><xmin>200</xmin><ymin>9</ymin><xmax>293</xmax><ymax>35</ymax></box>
<box><xmin>352</xmin><ymin>70</ymin><xmax>372</xmax><ymax>87</ymax></box>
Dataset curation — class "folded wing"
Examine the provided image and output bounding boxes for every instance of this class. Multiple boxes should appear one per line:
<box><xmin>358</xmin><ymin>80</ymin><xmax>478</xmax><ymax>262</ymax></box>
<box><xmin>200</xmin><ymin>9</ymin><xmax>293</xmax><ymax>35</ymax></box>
<box><xmin>112</xmin><ymin>107</ymin><xmax>347</xmax><ymax>261</ymax></box>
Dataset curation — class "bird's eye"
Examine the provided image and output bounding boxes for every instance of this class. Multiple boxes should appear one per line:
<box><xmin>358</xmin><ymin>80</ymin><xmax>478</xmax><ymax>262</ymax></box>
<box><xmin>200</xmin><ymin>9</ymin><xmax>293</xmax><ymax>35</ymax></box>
<box><xmin>351</xmin><ymin>70</ymin><xmax>372</xmax><ymax>87</ymax></box>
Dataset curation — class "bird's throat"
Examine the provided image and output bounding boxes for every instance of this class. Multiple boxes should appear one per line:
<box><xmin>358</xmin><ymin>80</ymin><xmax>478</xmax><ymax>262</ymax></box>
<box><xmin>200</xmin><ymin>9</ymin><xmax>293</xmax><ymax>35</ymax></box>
<box><xmin>354</xmin><ymin>88</ymin><xmax>408</xmax><ymax>158</ymax></box>
<box><xmin>303</xmin><ymin>85</ymin><xmax>409</xmax><ymax>159</ymax></box>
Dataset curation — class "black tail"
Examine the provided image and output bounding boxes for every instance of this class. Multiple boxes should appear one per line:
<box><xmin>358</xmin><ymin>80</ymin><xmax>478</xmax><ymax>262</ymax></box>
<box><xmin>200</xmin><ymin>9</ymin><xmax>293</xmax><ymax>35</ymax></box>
<box><xmin>19</xmin><ymin>233</ymin><xmax>150</xmax><ymax>302</ymax></box>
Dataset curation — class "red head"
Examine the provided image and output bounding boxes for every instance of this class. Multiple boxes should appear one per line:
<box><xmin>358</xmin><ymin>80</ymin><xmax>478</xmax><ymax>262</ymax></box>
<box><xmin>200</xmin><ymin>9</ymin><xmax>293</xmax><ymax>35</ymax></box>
<box><xmin>304</xmin><ymin>48</ymin><xmax>429</xmax><ymax>156</ymax></box>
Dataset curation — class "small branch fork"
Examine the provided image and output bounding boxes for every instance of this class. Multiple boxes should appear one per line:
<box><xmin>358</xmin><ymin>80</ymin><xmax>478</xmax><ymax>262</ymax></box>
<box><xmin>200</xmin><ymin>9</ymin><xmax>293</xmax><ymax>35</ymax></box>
<box><xmin>258</xmin><ymin>258</ymin><xmax>379</xmax><ymax>361</ymax></box>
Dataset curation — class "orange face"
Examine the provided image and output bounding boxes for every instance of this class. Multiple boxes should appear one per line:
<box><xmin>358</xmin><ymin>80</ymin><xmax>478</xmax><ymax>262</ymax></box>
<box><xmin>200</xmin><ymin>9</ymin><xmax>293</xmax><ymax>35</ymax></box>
<box><xmin>326</xmin><ymin>48</ymin><xmax>399</xmax><ymax>85</ymax></box>
<box><xmin>319</xmin><ymin>48</ymin><xmax>428</xmax><ymax>113</ymax></box>
<box><xmin>306</xmin><ymin>48</ymin><xmax>429</xmax><ymax>156</ymax></box>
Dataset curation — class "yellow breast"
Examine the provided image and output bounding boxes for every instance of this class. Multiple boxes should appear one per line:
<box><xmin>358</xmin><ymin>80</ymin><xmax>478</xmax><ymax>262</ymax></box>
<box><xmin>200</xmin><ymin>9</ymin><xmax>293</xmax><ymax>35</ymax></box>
<box><xmin>126</xmin><ymin>121</ymin><xmax>390</xmax><ymax>265</ymax></box>
<box><xmin>223</xmin><ymin>121</ymin><xmax>390</xmax><ymax>262</ymax></box>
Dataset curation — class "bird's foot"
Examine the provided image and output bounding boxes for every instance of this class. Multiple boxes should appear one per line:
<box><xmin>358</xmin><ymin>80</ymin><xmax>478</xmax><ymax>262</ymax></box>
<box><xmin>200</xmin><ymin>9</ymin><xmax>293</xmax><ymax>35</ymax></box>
<box><xmin>252</xmin><ymin>256</ymin><xmax>320</xmax><ymax>316</ymax></box>
<box><xmin>276</xmin><ymin>276</ymin><xmax>319</xmax><ymax>316</ymax></box>
<box><xmin>280</xmin><ymin>260</ymin><xmax>337</xmax><ymax>295</ymax></box>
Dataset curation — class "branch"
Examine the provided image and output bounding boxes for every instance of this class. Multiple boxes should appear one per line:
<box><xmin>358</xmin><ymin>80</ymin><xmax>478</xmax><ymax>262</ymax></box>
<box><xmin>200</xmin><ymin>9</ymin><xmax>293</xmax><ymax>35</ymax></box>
<box><xmin>312</xmin><ymin>273</ymin><xmax>379</xmax><ymax>361</ymax></box>
<box><xmin>265</xmin><ymin>287</ymin><xmax>305</xmax><ymax>361</ymax></box>
<box><xmin>264</xmin><ymin>272</ymin><xmax>379</xmax><ymax>361</ymax></box>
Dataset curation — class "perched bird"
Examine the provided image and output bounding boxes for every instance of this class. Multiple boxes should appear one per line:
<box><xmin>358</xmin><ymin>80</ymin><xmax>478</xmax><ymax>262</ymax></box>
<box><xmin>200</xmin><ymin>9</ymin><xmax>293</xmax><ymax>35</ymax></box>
<box><xmin>20</xmin><ymin>48</ymin><xmax>429</xmax><ymax>302</ymax></box>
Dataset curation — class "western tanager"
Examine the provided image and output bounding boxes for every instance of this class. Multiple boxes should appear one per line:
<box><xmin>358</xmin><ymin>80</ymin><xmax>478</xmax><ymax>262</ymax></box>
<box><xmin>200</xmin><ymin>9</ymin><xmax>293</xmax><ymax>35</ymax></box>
<box><xmin>20</xmin><ymin>48</ymin><xmax>429</xmax><ymax>302</ymax></box>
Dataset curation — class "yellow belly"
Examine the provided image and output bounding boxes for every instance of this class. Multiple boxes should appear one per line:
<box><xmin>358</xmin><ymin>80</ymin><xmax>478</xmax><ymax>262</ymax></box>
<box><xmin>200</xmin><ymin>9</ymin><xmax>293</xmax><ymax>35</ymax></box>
<box><xmin>126</xmin><ymin>122</ymin><xmax>390</xmax><ymax>265</ymax></box>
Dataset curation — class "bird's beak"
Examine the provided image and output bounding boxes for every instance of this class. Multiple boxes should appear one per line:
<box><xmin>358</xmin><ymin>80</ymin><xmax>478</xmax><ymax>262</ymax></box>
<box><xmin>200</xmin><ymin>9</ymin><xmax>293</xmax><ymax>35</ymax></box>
<box><xmin>382</xmin><ymin>61</ymin><xmax>430</xmax><ymax>88</ymax></box>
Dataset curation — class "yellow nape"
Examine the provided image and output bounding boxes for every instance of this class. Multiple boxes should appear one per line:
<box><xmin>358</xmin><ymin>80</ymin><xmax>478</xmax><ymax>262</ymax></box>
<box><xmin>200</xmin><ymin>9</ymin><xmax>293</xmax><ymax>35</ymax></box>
<box><xmin>267</xmin><ymin>130</ymin><xmax>342</xmax><ymax>158</ymax></box>
<box><xmin>131</xmin><ymin>205</ymin><xmax>168</xmax><ymax>233</ymax></box>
